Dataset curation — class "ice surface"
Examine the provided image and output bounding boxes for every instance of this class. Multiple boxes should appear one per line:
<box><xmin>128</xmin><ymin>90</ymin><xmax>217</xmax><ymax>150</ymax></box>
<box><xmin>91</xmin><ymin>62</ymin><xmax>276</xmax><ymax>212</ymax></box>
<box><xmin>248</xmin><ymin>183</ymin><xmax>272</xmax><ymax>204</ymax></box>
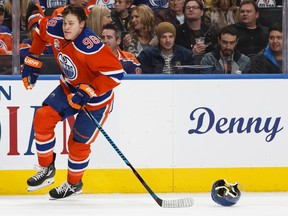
<box><xmin>0</xmin><ymin>192</ymin><xmax>287</xmax><ymax>216</ymax></box>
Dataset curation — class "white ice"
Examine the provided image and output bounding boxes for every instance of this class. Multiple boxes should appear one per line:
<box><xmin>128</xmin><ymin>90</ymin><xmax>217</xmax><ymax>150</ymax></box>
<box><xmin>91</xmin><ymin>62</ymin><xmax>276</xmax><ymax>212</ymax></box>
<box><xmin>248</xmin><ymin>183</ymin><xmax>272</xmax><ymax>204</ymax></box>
<box><xmin>0</xmin><ymin>192</ymin><xmax>288</xmax><ymax>216</ymax></box>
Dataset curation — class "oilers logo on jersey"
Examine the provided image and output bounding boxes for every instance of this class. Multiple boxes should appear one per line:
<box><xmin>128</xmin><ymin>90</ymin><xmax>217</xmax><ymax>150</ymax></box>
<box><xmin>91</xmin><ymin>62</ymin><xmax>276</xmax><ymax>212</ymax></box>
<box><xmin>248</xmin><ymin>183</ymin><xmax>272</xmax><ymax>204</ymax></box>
<box><xmin>58</xmin><ymin>52</ymin><xmax>77</xmax><ymax>80</ymax></box>
<box><xmin>0</xmin><ymin>40</ymin><xmax>8</xmax><ymax>50</ymax></box>
<box><xmin>96</xmin><ymin>0</ymin><xmax>115</xmax><ymax>8</ymax></box>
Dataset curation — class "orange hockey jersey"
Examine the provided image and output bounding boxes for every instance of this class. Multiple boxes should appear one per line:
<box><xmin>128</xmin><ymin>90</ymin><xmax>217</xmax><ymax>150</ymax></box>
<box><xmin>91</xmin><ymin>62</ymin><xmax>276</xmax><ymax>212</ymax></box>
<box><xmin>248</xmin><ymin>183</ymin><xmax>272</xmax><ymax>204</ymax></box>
<box><xmin>0</xmin><ymin>26</ymin><xmax>12</xmax><ymax>55</ymax></box>
<box><xmin>30</xmin><ymin>17</ymin><xmax>124</xmax><ymax>110</ymax></box>
<box><xmin>50</xmin><ymin>6</ymin><xmax>90</xmax><ymax>18</ymax></box>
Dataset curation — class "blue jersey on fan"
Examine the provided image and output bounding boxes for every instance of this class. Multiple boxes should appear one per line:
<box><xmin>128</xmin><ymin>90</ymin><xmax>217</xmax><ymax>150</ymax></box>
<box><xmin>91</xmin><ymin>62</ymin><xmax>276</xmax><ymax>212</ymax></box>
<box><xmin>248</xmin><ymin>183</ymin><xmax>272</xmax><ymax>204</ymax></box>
<box><xmin>38</xmin><ymin>0</ymin><xmax>68</xmax><ymax>11</ymax></box>
<box><xmin>133</xmin><ymin>0</ymin><xmax>168</xmax><ymax>8</ymax></box>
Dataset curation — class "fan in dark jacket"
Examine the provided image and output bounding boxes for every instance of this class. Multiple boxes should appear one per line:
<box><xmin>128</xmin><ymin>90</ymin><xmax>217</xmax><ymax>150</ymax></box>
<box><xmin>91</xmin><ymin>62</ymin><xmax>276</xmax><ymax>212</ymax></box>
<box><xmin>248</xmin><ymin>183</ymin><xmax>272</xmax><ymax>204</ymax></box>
<box><xmin>137</xmin><ymin>22</ymin><xmax>198</xmax><ymax>74</ymax></box>
<box><xmin>229</xmin><ymin>0</ymin><xmax>269</xmax><ymax>57</ymax></box>
<box><xmin>249</xmin><ymin>23</ymin><xmax>282</xmax><ymax>74</ymax></box>
<box><xmin>200</xmin><ymin>25</ymin><xmax>251</xmax><ymax>74</ymax></box>
<box><xmin>175</xmin><ymin>0</ymin><xmax>219</xmax><ymax>64</ymax></box>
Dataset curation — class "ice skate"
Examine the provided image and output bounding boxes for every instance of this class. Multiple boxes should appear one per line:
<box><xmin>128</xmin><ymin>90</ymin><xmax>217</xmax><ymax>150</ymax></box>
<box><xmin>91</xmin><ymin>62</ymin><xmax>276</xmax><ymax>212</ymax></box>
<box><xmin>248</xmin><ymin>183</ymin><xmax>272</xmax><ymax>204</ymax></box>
<box><xmin>27</xmin><ymin>153</ymin><xmax>56</xmax><ymax>192</ymax></box>
<box><xmin>49</xmin><ymin>180</ymin><xmax>83</xmax><ymax>200</ymax></box>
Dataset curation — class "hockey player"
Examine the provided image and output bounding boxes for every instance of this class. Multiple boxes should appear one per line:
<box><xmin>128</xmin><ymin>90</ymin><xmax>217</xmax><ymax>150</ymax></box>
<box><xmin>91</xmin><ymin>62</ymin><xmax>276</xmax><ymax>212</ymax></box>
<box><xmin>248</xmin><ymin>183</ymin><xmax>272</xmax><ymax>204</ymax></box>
<box><xmin>21</xmin><ymin>4</ymin><xmax>124</xmax><ymax>199</ymax></box>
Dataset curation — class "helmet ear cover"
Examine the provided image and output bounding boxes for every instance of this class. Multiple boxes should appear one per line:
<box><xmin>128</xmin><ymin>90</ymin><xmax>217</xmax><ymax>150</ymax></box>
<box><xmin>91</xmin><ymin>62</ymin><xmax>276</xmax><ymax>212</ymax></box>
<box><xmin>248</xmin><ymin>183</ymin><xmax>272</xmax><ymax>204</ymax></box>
<box><xmin>211</xmin><ymin>179</ymin><xmax>241</xmax><ymax>206</ymax></box>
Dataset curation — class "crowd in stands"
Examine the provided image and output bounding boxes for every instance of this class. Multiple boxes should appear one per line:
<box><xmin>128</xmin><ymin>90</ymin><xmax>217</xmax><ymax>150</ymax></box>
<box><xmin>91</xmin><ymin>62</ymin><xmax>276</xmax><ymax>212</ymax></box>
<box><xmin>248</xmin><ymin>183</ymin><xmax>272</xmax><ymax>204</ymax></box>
<box><xmin>0</xmin><ymin>0</ymin><xmax>284</xmax><ymax>74</ymax></box>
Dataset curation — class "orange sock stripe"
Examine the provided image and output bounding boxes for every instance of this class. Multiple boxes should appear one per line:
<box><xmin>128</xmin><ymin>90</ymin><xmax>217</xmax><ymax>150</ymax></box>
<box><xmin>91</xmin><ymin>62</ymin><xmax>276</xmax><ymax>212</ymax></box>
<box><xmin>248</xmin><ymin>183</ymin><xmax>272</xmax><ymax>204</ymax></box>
<box><xmin>68</xmin><ymin>170</ymin><xmax>84</xmax><ymax>185</ymax></box>
<box><xmin>35</xmin><ymin>133</ymin><xmax>55</xmax><ymax>142</ymax></box>
<box><xmin>37</xmin><ymin>151</ymin><xmax>54</xmax><ymax>167</ymax></box>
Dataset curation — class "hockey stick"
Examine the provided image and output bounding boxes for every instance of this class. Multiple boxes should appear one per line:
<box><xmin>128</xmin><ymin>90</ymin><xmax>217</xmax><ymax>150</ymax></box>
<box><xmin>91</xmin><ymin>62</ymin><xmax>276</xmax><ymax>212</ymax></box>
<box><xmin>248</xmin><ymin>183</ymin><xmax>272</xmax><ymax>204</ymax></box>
<box><xmin>82</xmin><ymin>106</ymin><xmax>194</xmax><ymax>208</ymax></box>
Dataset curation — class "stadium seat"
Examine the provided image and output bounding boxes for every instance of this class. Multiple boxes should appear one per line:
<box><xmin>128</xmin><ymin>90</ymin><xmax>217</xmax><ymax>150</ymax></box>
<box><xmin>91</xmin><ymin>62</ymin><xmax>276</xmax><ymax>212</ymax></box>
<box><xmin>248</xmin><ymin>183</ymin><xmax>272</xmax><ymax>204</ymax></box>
<box><xmin>20</xmin><ymin>31</ymin><xmax>28</xmax><ymax>43</ymax></box>
<box><xmin>0</xmin><ymin>55</ymin><xmax>12</xmax><ymax>75</ymax></box>
<box><xmin>258</xmin><ymin>7</ymin><xmax>282</xmax><ymax>28</ymax></box>
<box><xmin>39</xmin><ymin>55</ymin><xmax>62</xmax><ymax>74</ymax></box>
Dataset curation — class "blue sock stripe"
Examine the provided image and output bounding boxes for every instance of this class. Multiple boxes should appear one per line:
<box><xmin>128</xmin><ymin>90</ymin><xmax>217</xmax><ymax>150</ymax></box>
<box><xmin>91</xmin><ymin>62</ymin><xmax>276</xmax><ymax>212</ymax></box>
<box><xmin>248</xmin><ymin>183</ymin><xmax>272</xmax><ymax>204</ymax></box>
<box><xmin>36</xmin><ymin>138</ymin><xmax>56</xmax><ymax>152</ymax></box>
<box><xmin>68</xmin><ymin>159</ymin><xmax>90</xmax><ymax>170</ymax></box>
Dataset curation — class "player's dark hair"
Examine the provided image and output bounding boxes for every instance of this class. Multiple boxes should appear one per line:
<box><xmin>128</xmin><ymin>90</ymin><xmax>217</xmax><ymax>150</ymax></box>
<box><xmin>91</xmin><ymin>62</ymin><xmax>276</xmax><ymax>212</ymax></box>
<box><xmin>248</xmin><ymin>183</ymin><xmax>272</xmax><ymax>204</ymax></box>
<box><xmin>61</xmin><ymin>4</ymin><xmax>87</xmax><ymax>23</ymax></box>
<box><xmin>102</xmin><ymin>23</ymin><xmax>121</xmax><ymax>39</ymax></box>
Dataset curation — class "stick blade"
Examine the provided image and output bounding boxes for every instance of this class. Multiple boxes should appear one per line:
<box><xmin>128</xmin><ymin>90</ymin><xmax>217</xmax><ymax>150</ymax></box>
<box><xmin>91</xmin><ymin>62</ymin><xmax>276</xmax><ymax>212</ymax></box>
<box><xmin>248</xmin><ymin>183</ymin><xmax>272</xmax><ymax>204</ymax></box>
<box><xmin>161</xmin><ymin>197</ymin><xmax>194</xmax><ymax>208</ymax></box>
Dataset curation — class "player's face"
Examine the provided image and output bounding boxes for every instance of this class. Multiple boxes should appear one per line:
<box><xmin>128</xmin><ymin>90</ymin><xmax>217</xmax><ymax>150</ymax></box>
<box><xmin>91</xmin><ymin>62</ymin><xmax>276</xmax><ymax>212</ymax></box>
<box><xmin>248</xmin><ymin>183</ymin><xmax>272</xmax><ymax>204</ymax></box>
<box><xmin>159</xmin><ymin>32</ymin><xmax>175</xmax><ymax>51</ymax></box>
<box><xmin>101</xmin><ymin>29</ymin><xmax>120</xmax><ymax>52</ymax></box>
<box><xmin>268</xmin><ymin>30</ymin><xmax>282</xmax><ymax>53</ymax></box>
<box><xmin>63</xmin><ymin>14</ymin><xmax>85</xmax><ymax>40</ymax></box>
<box><xmin>219</xmin><ymin>33</ymin><xmax>238</xmax><ymax>57</ymax></box>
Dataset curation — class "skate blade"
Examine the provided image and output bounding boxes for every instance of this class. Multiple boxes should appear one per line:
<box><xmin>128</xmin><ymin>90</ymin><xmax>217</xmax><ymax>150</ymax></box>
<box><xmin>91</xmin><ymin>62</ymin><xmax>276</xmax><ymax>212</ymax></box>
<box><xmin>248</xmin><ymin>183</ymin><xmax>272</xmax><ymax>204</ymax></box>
<box><xmin>49</xmin><ymin>190</ymin><xmax>83</xmax><ymax>200</ymax></box>
<box><xmin>27</xmin><ymin>178</ymin><xmax>55</xmax><ymax>192</ymax></box>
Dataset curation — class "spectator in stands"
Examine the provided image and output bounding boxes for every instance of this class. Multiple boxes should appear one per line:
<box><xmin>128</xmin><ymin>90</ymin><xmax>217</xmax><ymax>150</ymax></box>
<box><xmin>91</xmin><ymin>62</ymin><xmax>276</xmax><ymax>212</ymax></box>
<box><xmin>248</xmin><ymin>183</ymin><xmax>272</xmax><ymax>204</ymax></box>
<box><xmin>204</xmin><ymin>0</ymin><xmax>240</xmax><ymax>31</ymax></box>
<box><xmin>87</xmin><ymin>0</ymin><xmax>115</xmax><ymax>8</ymax></box>
<box><xmin>19</xmin><ymin>13</ymin><xmax>53</xmax><ymax>64</ymax></box>
<box><xmin>133</xmin><ymin>0</ymin><xmax>168</xmax><ymax>9</ymax></box>
<box><xmin>175</xmin><ymin>0</ymin><xmax>219</xmax><ymax>63</ymax></box>
<box><xmin>229</xmin><ymin>0</ymin><xmax>268</xmax><ymax>56</ymax></box>
<box><xmin>122</xmin><ymin>4</ymin><xmax>158</xmax><ymax>57</ymax></box>
<box><xmin>101</xmin><ymin>23</ymin><xmax>142</xmax><ymax>74</ymax></box>
<box><xmin>0</xmin><ymin>25</ymin><xmax>11</xmax><ymax>55</ymax></box>
<box><xmin>237</xmin><ymin>0</ymin><xmax>280</xmax><ymax>7</ymax></box>
<box><xmin>111</xmin><ymin>0</ymin><xmax>132</xmax><ymax>49</ymax></box>
<box><xmin>249</xmin><ymin>23</ymin><xmax>282</xmax><ymax>73</ymax></box>
<box><xmin>137</xmin><ymin>22</ymin><xmax>197</xmax><ymax>74</ymax></box>
<box><xmin>51</xmin><ymin>0</ymin><xmax>91</xmax><ymax>17</ymax></box>
<box><xmin>155</xmin><ymin>0</ymin><xmax>185</xmax><ymax>27</ymax></box>
<box><xmin>204</xmin><ymin>0</ymin><xmax>213</xmax><ymax>7</ymax></box>
<box><xmin>200</xmin><ymin>25</ymin><xmax>250</xmax><ymax>73</ymax></box>
<box><xmin>21</xmin><ymin>0</ymin><xmax>31</xmax><ymax>30</ymax></box>
<box><xmin>0</xmin><ymin>3</ymin><xmax>4</xmax><ymax>26</ymax></box>
<box><xmin>0</xmin><ymin>3</ymin><xmax>11</xmax><ymax>55</ymax></box>
<box><xmin>87</xmin><ymin>5</ymin><xmax>113</xmax><ymax>36</ymax></box>
<box><xmin>256</xmin><ymin>0</ymin><xmax>276</xmax><ymax>8</ymax></box>
<box><xmin>1</xmin><ymin>0</ymin><xmax>11</xmax><ymax>31</ymax></box>
<box><xmin>36</xmin><ymin>0</ymin><xmax>68</xmax><ymax>17</ymax></box>
<box><xmin>38</xmin><ymin>0</ymin><xmax>68</xmax><ymax>11</ymax></box>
